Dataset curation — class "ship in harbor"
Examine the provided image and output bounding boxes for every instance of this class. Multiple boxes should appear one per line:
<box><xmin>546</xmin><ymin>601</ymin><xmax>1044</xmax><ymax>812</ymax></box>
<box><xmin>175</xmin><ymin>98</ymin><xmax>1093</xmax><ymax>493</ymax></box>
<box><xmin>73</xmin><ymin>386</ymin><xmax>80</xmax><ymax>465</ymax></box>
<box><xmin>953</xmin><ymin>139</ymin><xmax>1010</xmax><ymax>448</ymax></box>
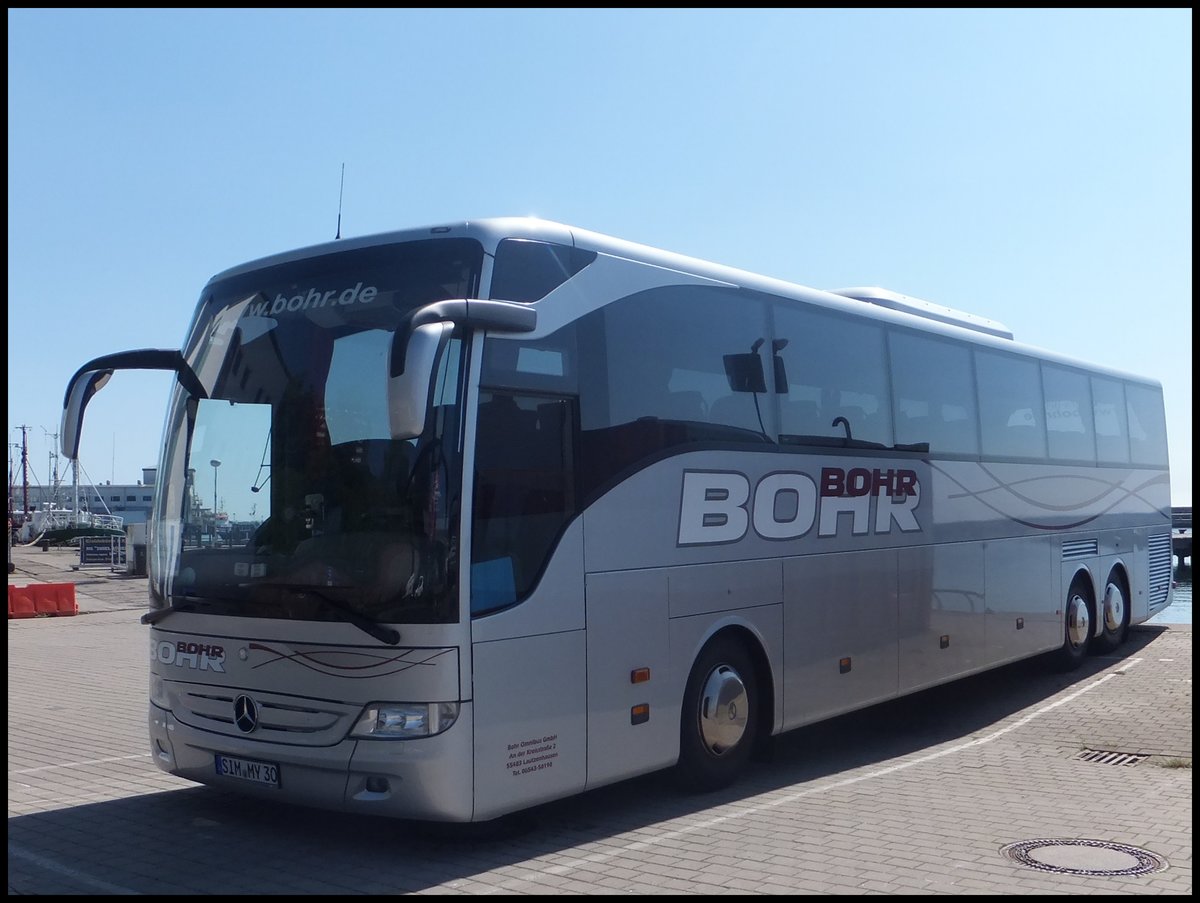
<box><xmin>21</xmin><ymin>505</ymin><xmax>125</xmax><ymax>545</ymax></box>
<box><xmin>9</xmin><ymin>426</ymin><xmax>125</xmax><ymax>546</ymax></box>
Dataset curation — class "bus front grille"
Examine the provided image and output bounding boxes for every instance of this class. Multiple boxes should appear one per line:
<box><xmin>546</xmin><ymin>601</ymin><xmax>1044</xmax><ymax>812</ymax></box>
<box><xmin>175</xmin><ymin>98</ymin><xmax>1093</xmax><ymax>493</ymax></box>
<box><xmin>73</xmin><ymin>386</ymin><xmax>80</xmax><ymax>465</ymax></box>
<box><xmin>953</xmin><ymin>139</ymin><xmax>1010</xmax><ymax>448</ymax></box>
<box><xmin>172</xmin><ymin>686</ymin><xmax>358</xmax><ymax>743</ymax></box>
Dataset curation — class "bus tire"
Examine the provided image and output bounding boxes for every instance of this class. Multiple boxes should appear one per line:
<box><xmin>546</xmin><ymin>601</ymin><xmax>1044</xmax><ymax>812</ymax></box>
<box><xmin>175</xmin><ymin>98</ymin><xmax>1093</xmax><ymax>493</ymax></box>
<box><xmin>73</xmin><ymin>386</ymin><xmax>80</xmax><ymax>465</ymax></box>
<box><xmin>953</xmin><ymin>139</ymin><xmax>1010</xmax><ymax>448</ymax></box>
<box><xmin>1093</xmin><ymin>571</ymin><xmax>1130</xmax><ymax>654</ymax></box>
<box><xmin>1054</xmin><ymin>575</ymin><xmax>1092</xmax><ymax>672</ymax></box>
<box><xmin>676</xmin><ymin>635</ymin><xmax>759</xmax><ymax>792</ymax></box>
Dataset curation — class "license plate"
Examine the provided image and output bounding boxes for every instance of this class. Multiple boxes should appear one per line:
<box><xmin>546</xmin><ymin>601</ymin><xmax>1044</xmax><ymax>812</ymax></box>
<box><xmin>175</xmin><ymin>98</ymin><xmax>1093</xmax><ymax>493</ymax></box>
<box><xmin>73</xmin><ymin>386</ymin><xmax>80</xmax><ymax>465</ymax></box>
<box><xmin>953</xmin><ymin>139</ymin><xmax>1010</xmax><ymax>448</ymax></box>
<box><xmin>214</xmin><ymin>753</ymin><xmax>281</xmax><ymax>788</ymax></box>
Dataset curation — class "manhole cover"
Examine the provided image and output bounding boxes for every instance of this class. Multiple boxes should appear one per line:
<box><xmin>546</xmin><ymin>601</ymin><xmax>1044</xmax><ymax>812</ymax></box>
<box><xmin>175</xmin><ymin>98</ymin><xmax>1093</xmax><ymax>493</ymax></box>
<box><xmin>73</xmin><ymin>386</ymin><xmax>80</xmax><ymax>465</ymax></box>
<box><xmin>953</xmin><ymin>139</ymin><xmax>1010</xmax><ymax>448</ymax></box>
<box><xmin>1001</xmin><ymin>838</ymin><xmax>1168</xmax><ymax>877</ymax></box>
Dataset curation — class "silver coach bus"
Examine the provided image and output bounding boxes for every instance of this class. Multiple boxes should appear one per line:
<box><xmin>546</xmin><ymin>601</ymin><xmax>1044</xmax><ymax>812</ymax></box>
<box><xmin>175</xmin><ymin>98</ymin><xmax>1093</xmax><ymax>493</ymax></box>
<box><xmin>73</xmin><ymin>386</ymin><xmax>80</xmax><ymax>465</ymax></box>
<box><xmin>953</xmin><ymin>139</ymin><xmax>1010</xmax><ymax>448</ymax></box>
<box><xmin>61</xmin><ymin>218</ymin><xmax>1174</xmax><ymax>822</ymax></box>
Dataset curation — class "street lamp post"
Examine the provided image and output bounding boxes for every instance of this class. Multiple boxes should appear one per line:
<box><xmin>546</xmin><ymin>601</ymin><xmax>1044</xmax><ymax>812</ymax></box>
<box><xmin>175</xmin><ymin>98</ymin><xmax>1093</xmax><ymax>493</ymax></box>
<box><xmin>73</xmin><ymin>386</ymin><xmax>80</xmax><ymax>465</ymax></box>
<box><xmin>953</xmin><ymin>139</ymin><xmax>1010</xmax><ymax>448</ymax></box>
<box><xmin>210</xmin><ymin>459</ymin><xmax>221</xmax><ymax>535</ymax></box>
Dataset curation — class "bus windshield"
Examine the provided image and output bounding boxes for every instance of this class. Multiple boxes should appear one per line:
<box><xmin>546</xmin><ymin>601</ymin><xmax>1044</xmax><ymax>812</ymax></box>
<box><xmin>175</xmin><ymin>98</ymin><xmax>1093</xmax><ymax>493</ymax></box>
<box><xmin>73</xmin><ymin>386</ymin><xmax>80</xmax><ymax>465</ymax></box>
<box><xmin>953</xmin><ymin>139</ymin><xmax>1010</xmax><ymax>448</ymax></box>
<box><xmin>148</xmin><ymin>238</ymin><xmax>482</xmax><ymax>627</ymax></box>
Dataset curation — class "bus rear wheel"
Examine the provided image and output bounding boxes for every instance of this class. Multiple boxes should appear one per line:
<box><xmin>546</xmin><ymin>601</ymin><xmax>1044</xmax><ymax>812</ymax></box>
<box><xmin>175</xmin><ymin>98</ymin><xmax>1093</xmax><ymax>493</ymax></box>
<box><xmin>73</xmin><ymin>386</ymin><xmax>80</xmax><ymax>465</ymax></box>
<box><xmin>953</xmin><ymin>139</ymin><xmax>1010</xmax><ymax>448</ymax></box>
<box><xmin>1092</xmin><ymin>573</ymin><xmax>1130</xmax><ymax>654</ymax></box>
<box><xmin>676</xmin><ymin>636</ymin><xmax>759</xmax><ymax>792</ymax></box>
<box><xmin>1054</xmin><ymin>576</ymin><xmax>1092</xmax><ymax>672</ymax></box>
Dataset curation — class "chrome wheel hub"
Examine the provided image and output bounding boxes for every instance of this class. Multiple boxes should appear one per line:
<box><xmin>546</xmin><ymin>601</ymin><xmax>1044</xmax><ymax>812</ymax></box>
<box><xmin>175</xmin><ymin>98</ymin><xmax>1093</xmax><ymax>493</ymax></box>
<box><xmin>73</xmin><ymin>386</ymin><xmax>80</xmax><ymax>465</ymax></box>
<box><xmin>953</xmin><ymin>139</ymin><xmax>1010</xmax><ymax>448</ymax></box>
<box><xmin>1103</xmin><ymin>583</ymin><xmax>1126</xmax><ymax>633</ymax></box>
<box><xmin>1067</xmin><ymin>593</ymin><xmax>1091</xmax><ymax>648</ymax></box>
<box><xmin>698</xmin><ymin>664</ymin><xmax>748</xmax><ymax>755</ymax></box>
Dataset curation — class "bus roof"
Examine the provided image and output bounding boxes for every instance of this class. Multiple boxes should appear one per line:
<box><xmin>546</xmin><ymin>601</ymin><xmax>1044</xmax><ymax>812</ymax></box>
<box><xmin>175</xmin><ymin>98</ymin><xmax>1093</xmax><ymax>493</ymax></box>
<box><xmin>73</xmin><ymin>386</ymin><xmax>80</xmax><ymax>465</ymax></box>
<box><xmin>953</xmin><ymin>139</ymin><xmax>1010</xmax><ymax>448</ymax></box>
<box><xmin>203</xmin><ymin>216</ymin><xmax>1158</xmax><ymax>388</ymax></box>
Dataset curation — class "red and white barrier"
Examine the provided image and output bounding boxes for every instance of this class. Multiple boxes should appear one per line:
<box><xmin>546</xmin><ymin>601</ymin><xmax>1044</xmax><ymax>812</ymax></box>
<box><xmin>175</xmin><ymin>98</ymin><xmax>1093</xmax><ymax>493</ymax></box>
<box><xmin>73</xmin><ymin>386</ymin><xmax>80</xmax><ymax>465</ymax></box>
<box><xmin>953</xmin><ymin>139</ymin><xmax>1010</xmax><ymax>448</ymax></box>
<box><xmin>8</xmin><ymin>583</ymin><xmax>78</xmax><ymax>618</ymax></box>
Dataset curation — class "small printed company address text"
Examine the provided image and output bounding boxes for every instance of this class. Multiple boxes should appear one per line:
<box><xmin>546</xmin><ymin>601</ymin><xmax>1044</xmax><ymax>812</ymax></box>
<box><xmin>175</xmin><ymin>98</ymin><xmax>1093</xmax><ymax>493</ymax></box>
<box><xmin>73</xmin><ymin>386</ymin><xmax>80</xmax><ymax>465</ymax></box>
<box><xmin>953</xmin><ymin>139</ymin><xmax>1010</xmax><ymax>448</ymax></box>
<box><xmin>507</xmin><ymin>734</ymin><xmax>559</xmax><ymax>777</ymax></box>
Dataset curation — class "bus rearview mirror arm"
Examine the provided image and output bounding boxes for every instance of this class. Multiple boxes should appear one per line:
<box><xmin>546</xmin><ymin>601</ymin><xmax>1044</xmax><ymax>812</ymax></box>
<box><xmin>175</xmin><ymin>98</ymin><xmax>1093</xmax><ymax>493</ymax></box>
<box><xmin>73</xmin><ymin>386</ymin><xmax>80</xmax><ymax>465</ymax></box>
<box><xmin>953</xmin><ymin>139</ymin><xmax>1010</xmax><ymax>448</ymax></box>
<box><xmin>389</xmin><ymin>299</ymin><xmax>536</xmax><ymax>378</ymax></box>
<box><xmin>387</xmin><ymin>299</ymin><xmax>537</xmax><ymax>440</ymax></box>
<box><xmin>61</xmin><ymin>349</ymin><xmax>207</xmax><ymax>461</ymax></box>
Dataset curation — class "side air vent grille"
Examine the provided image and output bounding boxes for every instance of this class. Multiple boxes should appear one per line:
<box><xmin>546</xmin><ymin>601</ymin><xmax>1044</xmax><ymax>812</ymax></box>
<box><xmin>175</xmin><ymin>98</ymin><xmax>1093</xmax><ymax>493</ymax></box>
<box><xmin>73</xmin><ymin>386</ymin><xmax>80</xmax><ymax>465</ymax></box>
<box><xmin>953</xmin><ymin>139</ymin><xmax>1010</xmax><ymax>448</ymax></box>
<box><xmin>1148</xmin><ymin>533</ymin><xmax>1172</xmax><ymax>606</ymax></box>
<box><xmin>1062</xmin><ymin>539</ymin><xmax>1099</xmax><ymax>561</ymax></box>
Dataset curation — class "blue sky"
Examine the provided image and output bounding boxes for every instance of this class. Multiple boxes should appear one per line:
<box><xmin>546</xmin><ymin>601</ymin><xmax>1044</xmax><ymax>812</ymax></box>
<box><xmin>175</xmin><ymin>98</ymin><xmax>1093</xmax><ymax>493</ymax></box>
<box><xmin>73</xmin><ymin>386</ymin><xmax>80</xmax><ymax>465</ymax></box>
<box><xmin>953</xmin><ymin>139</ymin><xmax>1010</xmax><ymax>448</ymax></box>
<box><xmin>7</xmin><ymin>9</ymin><xmax>1192</xmax><ymax>505</ymax></box>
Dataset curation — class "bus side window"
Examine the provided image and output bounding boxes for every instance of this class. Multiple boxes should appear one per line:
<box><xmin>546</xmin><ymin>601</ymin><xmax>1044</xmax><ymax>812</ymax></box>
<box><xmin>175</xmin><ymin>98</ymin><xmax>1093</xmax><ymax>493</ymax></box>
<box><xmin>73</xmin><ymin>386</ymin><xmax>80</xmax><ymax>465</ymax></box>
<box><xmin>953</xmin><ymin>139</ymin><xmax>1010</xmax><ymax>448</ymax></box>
<box><xmin>477</xmin><ymin>394</ymin><xmax>538</xmax><ymax>468</ymax></box>
<box><xmin>782</xmin><ymin>399</ymin><xmax>822</xmax><ymax>435</ymax></box>
<box><xmin>976</xmin><ymin>349</ymin><xmax>1047</xmax><ymax>460</ymax></box>
<box><xmin>576</xmin><ymin>284</ymin><xmax>772</xmax><ymax>494</ymax></box>
<box><xmin>774</xmin><ymin>303</ymin><xmax>892</xmax><ymax>447</ymax></box>
<box><xmin>709</xmin><ymin>393</ymin><xmax>747</xmax><ymax>429</ymax></box>
<box><xmin>889</xmin><ymin>330</ymin><xmax>978</xmax><ymax>456</ymax></box>
<box><xmin>1043</xmin><ymin>364</ymin><xmax>1096</xmax><ymax>463</ymax></box>
<box><xmin>1125</xmin><ymin>382</ymin><xmax>1168</xmax><ymax>466</ymax></box>
<box><xmin>1092</xmin><ymin>376</ymin><xmax>1130</xmax><ymax>464</ymax></box>
<box><xmin>662</xmin><ymin>390</ymin><xmax>707</xmax><ymax>422</ymax></box>
<box><xmin>471</xmin><ymin>390</ymin><xmax>575</xmax><ymax>614</ymax></box>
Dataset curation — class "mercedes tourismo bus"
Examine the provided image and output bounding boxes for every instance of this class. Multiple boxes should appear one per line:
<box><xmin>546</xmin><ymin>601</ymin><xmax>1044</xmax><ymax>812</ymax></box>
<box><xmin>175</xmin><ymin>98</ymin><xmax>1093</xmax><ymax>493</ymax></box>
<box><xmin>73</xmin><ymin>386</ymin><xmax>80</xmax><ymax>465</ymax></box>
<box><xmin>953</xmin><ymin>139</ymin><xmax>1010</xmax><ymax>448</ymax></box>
<box><xmin>61</xmin><ymin>218</ymin><xmax>1175</xmax><ymax>823</ymax></box>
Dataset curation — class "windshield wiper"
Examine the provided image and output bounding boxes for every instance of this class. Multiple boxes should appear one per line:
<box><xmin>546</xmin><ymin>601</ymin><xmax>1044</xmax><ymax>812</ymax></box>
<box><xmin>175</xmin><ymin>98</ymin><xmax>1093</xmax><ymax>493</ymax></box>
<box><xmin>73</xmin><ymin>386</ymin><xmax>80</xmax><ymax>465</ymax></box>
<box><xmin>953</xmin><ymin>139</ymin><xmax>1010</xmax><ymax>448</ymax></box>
<box><xmin>276</xmin><ymin>586</ymin><xmax>401</xmax><ymax>646</ymax></box>
<box><xmin>141</xmin><ymin>594</ymin><xmax>233</xmax><ymax>626</ymax></box>
<box><xmin>141</xmin><ymin>601</ymin><xmax>195</xmax><ymax>626</ymax></box>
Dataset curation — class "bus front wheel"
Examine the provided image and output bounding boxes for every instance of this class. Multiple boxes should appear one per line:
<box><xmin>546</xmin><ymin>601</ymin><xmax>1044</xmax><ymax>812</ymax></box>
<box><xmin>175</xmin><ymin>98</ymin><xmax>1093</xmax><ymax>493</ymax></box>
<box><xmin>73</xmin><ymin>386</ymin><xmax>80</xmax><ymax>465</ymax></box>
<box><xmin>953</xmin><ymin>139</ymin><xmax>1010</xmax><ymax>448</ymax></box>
<box><xmin>1054</xmin><ymin>576</ymin><xmax>1093</xmax><ymax>672</ymax></box>
<box><xmin>676</xmin><ymin>636</ymin><xmax>759</xmax><ymax>792</ymax></box>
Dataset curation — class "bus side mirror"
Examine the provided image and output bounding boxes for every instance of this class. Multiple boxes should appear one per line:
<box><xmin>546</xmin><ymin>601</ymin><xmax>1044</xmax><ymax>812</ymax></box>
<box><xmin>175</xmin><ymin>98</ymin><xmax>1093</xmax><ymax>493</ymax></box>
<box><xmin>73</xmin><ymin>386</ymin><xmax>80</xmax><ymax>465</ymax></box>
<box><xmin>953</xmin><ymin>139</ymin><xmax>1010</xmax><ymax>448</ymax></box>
<box><xmin>61</xmin><ymin>348</ymin><xmax>207</xmax><ymax>460</ymax></box>
<box><xmin>388</xmin><ymin>322</ymin><xmax>453</xmax><ymax>440</ymax></box>
<box><xmin>62</xmin><ymin>369</ymin><xmax>113</xmax><ymax>461</ymax></box>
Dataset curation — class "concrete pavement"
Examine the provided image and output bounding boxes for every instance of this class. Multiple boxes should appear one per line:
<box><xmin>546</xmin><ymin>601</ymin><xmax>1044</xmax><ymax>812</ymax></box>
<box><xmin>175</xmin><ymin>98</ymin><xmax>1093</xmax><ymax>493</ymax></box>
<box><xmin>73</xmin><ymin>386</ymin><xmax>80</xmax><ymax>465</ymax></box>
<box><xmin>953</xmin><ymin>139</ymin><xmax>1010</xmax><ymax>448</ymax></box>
<box><xmin>8</xmin><ymin>543</ymin><xmax>1192</xmax><ymax>894</ymax></box>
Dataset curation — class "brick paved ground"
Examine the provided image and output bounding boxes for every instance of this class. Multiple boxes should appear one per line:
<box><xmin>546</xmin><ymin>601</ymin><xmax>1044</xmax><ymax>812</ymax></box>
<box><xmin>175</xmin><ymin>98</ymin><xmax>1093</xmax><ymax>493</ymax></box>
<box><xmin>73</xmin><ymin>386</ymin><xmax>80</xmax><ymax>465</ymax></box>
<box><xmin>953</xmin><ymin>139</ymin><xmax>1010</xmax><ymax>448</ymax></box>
<box><xmin>8</xmin><ymin>544</ymin><xmax>1192</xmax><ymax>894</ymax></box>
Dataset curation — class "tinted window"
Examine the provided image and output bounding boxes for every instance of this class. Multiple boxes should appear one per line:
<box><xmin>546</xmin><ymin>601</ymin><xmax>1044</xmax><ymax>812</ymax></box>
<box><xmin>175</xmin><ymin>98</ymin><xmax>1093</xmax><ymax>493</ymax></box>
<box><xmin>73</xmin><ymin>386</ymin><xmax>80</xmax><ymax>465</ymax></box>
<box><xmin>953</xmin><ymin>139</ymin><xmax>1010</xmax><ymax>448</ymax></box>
<box><xmin>976</xmin><ymin>350</ymin><xmax>1046</xmax><ymax>460</ymax></box>
<box><xmin>575</xmin><ymin>285</ymin><xmax>774</xmax><ymax>497</ymax></box>
<box><xmin>490</xmin><ymin>239</ymin><xmax>596</xmax><ymax>303</ymax></box>
<box><xmin>595</xmin><ymin>286</ymin><xmax>771</xmax><ymax>428</ymax></box>
<box><xmin>481</xmin><ymin>323</ymin><xmax>579</xmax><ymax>396</ymax></box>
<box><xmin>471</xmin><ymin>389</ymin><xmax>575</xmax><ymax>615</ymax></box>
<box><xmin>774</xmin><ymin>304</ymin><xmax>893</xmax><ymax>448</ymax></box>
<box><xmin>1092</xmin><ymin>377</ymin><xmax>1129</xmax><ymax>463</ymax></box>
<box><xmin>1042</xmin><ymin>364</ymin><xmax>1096</xmax><ymax>462</ymax></box>
<box><xmin>890</xmin><ymin>331</ymin><xmax>978</xmax><ymax>455</ymax></box>
<box><xmin>1126</xmin><ymin>383</ymin><xmax>1169</xmax><ymax>466</ymax></box>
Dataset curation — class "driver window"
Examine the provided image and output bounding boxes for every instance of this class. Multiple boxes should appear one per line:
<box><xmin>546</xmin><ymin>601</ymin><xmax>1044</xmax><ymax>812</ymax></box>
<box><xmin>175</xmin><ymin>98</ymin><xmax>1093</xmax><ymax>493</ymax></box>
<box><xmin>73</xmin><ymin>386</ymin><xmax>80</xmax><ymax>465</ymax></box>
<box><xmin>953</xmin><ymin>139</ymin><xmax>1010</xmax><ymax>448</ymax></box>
<box><xmin>471</xmin><ymin>389</ymin><xmax>575</xmax><ymax>615</ymax></box>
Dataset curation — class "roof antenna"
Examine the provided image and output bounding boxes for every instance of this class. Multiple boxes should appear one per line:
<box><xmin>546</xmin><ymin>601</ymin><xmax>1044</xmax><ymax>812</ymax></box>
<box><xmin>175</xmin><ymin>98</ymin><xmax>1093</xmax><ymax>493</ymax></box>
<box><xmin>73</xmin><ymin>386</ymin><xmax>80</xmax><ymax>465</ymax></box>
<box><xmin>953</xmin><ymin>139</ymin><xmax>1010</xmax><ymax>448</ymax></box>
<box><xmin>335</xmin><ymin>162</ymin><xmax>345</xmax><ymax>239</ymax></box>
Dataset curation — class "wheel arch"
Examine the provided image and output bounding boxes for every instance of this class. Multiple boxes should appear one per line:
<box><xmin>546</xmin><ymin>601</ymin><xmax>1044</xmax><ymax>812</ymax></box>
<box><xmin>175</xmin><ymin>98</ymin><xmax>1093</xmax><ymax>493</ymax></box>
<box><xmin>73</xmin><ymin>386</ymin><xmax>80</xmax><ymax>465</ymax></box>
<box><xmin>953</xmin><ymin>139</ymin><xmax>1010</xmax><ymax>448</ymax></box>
<box><xmin>1105</xmin><ymin>559</ymin><xmax>1132</xmax><ymax>599</ymax></box>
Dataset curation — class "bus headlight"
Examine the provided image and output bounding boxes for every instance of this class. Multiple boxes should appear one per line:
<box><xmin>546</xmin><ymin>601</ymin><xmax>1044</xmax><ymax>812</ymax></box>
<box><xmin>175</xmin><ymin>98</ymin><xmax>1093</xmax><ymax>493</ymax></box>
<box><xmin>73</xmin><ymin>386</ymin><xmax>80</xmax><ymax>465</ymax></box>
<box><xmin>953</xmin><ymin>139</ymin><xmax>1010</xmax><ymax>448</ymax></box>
<box><xmin>350</xmin><ymin>702</ymin><xmax>460</xmax><ymax>739</ymax></box>
<box><xmin>150</xmin><ymin>674</ymin><xmax>169</xmax><ymax>708</ymax></box>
